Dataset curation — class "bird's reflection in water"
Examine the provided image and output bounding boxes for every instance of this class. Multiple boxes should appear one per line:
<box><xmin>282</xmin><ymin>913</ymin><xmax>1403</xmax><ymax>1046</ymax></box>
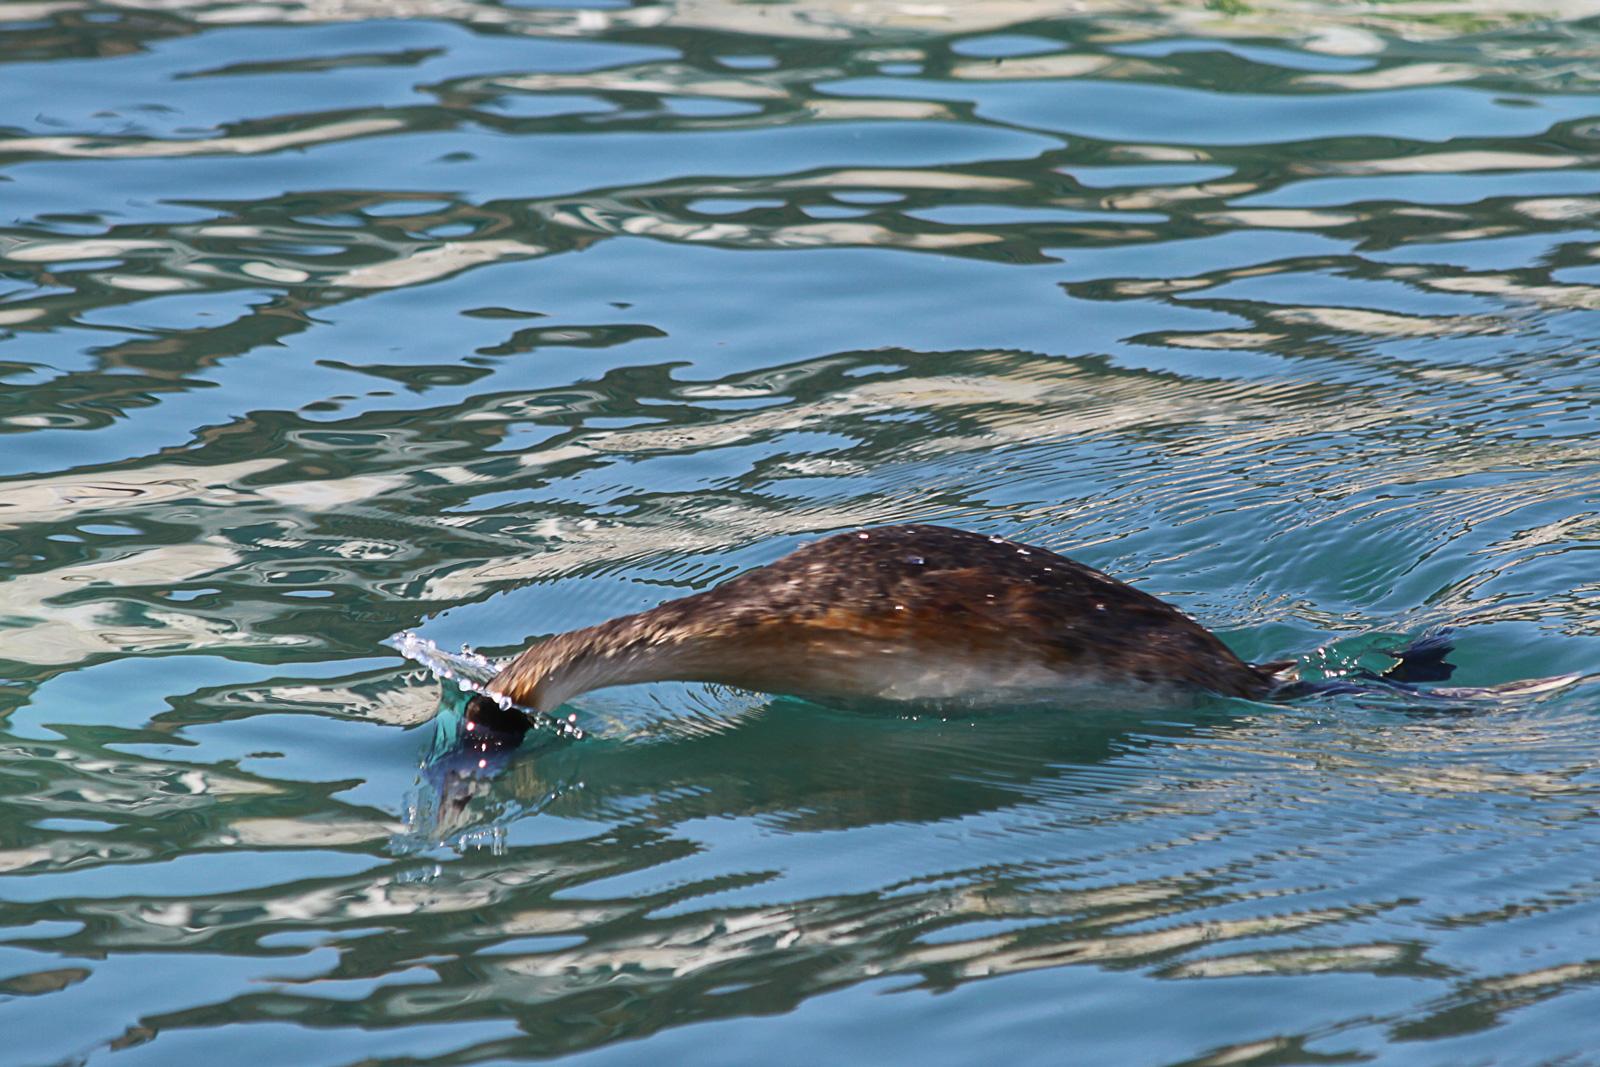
<box><xmin>400</xmin><ymin>685</ymin><xmax>549</xmax><ymax>853</ymax></box>
<box><xmin>398</xmin><ymin>680</ymin><xmax>1253</xmax><ymax>852</ymax></box>
<box><xmin>394</xmin><ymin>627</ymin><xmax>1552</xmax><ymax>853</ymax></box>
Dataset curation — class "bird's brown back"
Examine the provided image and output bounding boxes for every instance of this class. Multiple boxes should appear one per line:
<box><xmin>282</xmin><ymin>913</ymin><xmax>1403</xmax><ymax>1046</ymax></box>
<box><xmin>489</xmin><ymin>525</ymin><xmax>1273</xmax><ymax>709</ymax></box>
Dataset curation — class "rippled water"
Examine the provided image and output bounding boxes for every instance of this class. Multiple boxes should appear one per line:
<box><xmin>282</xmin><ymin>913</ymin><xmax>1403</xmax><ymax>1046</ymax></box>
<box><xmin>7</xmin><ymin>1</ymin><xmax>1600</xmax><ymax>1063</ymax></box>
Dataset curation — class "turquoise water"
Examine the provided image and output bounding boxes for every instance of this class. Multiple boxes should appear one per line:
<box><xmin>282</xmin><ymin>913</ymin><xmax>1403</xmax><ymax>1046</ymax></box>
<box><xmin>7</xmin><ymin>1</ymin><xmax>1600</xmax><ymax>1063</ymax></box>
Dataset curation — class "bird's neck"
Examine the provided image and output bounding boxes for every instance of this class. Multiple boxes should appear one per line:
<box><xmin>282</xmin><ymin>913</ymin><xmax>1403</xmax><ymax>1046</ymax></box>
<box><xmin>488</xmin><ymin>610</ymin><xmax>737</xmax><ymax>713</ymax></box>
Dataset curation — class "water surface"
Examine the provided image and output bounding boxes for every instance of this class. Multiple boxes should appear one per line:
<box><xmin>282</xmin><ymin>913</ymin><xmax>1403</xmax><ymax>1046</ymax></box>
<box><xmin>5</xmin><ymin>1</ymin><xmax>1600</xmax><ymax>1064</ymax></box>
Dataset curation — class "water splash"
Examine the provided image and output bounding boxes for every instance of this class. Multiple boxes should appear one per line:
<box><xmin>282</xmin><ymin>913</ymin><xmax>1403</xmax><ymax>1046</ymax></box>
<box><xmin>382</xmin><ymin>630</ymin><xmax>587</xmax><ymax>741</ymax></box>
<box><xmin>383</xmin><ymin>630</ymin><xmax>587</xmax><ymax>853</ymax></box>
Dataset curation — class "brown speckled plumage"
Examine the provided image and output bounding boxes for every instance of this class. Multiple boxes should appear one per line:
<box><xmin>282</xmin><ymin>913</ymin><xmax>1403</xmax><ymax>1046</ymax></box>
<box><xmin>486</xmin><ymin>525</ymin><xmax>1281</xmax><ymax>714</ymax></box>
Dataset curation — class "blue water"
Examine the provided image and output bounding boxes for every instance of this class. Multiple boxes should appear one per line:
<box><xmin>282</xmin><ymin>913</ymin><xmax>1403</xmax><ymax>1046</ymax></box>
<box><xmin>6</xmin><ymin>2</ymin><xmax>1600</xmax><ymax>1064</ymax></box>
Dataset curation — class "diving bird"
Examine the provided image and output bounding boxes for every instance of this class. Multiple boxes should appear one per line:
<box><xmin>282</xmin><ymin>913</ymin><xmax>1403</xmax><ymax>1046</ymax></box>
<box><xmin>470</xmin><ymin>524</ymin><xmax>1291</xmax><ymax>718</ymax></box>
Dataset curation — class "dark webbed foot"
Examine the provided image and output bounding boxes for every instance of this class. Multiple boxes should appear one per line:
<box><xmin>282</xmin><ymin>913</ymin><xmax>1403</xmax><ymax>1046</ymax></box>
<box><xmin>1380</xmin><ymin>630</ymin><xmax>1457</xmax><ymax>685</ymax></box>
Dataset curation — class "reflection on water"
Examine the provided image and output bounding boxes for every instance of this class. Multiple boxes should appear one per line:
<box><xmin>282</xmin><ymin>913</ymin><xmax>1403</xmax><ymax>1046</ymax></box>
<box><xmin>5</xmin><ymin>0</ymin><xmax>1600</xmax><ymax>1063</ymax></box>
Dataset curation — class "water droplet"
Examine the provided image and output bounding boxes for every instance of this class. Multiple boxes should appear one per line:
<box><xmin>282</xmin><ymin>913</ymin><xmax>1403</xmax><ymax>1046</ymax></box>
<box><xmin>907</xmin><ymin>555</ymin><xmax>924</xmax><ymax>564</ymax></box>
<box><xmin>858</xmin><ymin>532</ymin><xmax>871</xmax><ymax>539</ymax></box>
<box><xmin>478</xmin><ymin>759</ymin><xmax>487</xmax><ymax>769</ymax></box>
<box><xmin>1095</xmin><ymin>602</ymin><xmax>1106</xmax><ymax>611</ymax></box>
<box><xmin>989</xmin><ymin>535</ymin><xmax>1005</xmax><ymax>543</ymax></box>
<box><xmin>1017</xmin><ymin>548</ymin><xmax>1030</xmax><ymax>555</ymax></box>
<box><xmin>894</xmin><ymin>604</ymin><xmax>905</xmax><ymax>610</ymax></box>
